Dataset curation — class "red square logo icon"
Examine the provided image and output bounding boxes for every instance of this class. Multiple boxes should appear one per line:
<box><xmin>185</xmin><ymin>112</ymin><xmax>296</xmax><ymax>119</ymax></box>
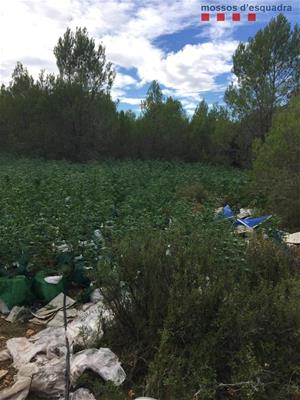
<box><xmin>201</xmin><ymin>13</ymin><xmax>210</xmax><ymax>21</ymax></box>
<box><xmin>217</xmin><ymin>13</ymin><xmax>225</xmax><ymax>21</ymax></box>
<box><xmin>232</xmin><ymin>13</ymin><xmax>240</xmax><ymax>21</ymax></box>
<box><xmin>248</xmin><ymin>13</ymin><xmax>256</xmax><ymax>21</ymax></box>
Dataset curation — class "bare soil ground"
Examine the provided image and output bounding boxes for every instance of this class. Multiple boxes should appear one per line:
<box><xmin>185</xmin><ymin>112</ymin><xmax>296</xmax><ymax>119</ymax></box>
<box><xmin>0</xmin><ymin>316</ymin><xmax>42</xmax><ymax>391</ymax></box>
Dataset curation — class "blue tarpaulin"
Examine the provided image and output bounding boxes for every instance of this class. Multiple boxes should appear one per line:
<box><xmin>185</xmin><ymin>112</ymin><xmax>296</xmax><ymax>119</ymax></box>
<box><xmin>223</xmin><ymin>205</ymin><xmax>234</xmax><ymax>219</ymax></box>
<box><xmin>236</xmin><ymin>215</ymin><xmax>272</xmax><ymax>229</ymax></box>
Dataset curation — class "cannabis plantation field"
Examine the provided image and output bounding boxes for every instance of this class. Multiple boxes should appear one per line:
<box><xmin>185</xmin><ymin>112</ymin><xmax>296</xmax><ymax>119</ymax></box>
<box><xmin>0</xmin><ymin>157</ymin><xmax>249</xmax><ymax>277</ymax></box>
<box><xmin>1</xmin><ymin>157</ymin><xmax>300</xmax><ymax>400</ymax></box>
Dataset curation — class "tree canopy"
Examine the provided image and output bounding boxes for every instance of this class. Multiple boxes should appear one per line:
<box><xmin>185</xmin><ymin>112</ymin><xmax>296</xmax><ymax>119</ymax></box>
<box><xmin>225</xmin><ymin>14</ymin><xmax>300</xmax><ymax>140</ymax></box>
<box><xmin>54</xmin><ymin>27</ymin><xmax>115</xmax><ymax>92</ymax></box>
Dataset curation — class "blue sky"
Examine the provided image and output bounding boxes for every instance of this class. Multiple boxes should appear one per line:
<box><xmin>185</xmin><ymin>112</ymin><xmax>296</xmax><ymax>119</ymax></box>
<box><xmin>0</xmin><ymin>0</ymin><xmax>299</xmax><ymax>114</ymax></box>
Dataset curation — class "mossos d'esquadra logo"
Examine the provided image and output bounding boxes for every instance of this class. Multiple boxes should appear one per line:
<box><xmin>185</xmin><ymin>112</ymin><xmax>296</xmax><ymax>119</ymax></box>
<box><xmin>200</xmin><ymin>2</ymin><xmax>293</xmax><ymax>22</ymax></box>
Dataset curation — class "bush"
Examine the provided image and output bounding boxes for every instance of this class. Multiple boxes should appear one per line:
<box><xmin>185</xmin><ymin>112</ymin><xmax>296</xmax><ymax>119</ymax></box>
<box><xmin>252</xmin><ymin>96</ymin><xmax>300</xmax><ymax>230</ymax></box>
<box><xmin>148</xmin><ymin>239</ymin><xmax>300</xmax><ymax>399</ymax></box>
<box><xmin>93</xmin><ymin>224</ymin><xmax>300</xmax><ymax>399</ymax></box>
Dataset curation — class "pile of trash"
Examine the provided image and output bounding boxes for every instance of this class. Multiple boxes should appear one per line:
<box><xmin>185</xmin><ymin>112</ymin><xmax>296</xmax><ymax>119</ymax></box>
<box><xmin>283</xmin><ymin>232</ymin><xmax>300</xmax><ymax>247</ymax></box>
<box><xmin>215</xmin><ymin>204</ymin><xmax>272</xmax><ymax>235</ymax></box>
<box><xmin>0</xmin><ymin>294</ymin><xmax>124</xmax><ymax>400</ymax></box>
<box><xmin>215</xmin><ymin>204</ymin><xmax>300</xmax><ymax>247</ymax></box>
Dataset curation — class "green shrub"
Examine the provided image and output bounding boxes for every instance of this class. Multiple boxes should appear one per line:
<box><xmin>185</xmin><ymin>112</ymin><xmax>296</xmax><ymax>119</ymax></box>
<box><xmin>252</xmin><ymin>96</ymin><xmax>300</xmax><ymax>230</ymax></box>
<box><xmin>94</xmin><ymin>224</ymin><xmax>300</xmax><ymax>399</ymax></box>
<box><xmin>74</xmin><ymin>371</ymin><xmax>124</xmax><ymax>400</ymax></box>
<box><xmin>147</xmin><ymin>239</ymin><xmax>300</xmax><ymax>399</ymax></box>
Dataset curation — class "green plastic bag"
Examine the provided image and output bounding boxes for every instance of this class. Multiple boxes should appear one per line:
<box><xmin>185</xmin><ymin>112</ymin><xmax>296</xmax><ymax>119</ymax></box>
<box><xmin>0</xmin><ymin>275</ymin><xmax>33</xmax><ymax>309</ymax></box>
<box><xmin>33</xmin><ymin>271</ymin><xmax>65</xmax><ymax>302</ymax></box>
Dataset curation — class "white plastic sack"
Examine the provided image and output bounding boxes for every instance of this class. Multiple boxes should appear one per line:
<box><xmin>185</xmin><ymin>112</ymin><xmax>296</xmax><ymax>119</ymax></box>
<box><xmin>6</xmin><ymin>337</ymin><xmax>49</xmax><ymax>368</ymax></box>
<box><xmin>47</xmin><ymin>308</ymin><xmax>78</xmax><ymax>328</ymax></box>
<box><xmin>0</xmin><ymin>349</ymin><xmax>11</xmax><ymax>362</ymax></box>
<box><xmin>67</xmin><ymin>303</ymin><xmax>105</xmax><ymax>347</ymax></box>
<box><xmin>71</xmin><ymin>348</ymin><xmax>126</xmax><ymax>386</ymax></box>
<box><xmin>1</xmin><ymin>302</ymin><xmax>124</xmax><ymax>399</ymax></box>
<box><xmin>135</xmin><ymin>398</ymin><xmax>158</xmax><ymax>400</ymax></box>
<box><xmin>17</xmin><ymin>355</ymin><xmax>65</xmax><ymax>399</ymax></box>
<box><xmin>90</xmin><ymin>288</ymin><xmax>103</xmax><ymax>303</ymax></box>
<box><xmin>44</xmin><ymin>275</ymin><xmax>63</xmax><ymax>284</ymax></box>
<box><xmin>59</xmin><ymin>388</ymin><xmax>96</xmax><ymax>400</ymax></box>
<box><xmin>70</xmin><ymin>389</ymin><xmax>96</xmax><ymax>400</ymax></box>
<box><xmin>284</xmin><ymin>232</ymin><xmax>300</xmax><ymax>245</ymax></box>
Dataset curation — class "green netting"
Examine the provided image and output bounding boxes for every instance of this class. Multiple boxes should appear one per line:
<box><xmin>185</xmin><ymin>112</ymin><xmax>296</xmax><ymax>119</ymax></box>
<box><xmin>0</xmin><ymin>275</ymin><xmax>33</xmax><ymax>309</ymax></box>
<box><xmin>33</xmin><ymin>271</ymin><xmax>65</xmax><ymax>302</ymax></box>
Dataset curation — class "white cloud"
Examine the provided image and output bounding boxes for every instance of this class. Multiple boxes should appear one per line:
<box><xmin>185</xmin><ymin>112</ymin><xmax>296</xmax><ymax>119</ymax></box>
<box><xmin>119</xmin><ymin>97</ymin><xmax>143</xmax><ymax>105</ymax></box>
<box><xmin>114</xmin><ymin>71</ymin><xmax>138</xmax><ymax>88</ymax></box>
<box><xmin>197</xmin><ymin>20</ymin><xmax>235</xmax><ymax>41</ymax></box>
<box><xmin>102</xmin><ymin>34</ymin><xmax>163</xmax><ymax>71</ymax></box>
<box><xmin>157</xmin><ymin>41</ymin><xmax>237</xmax><ymax>94</ymax></box>
<box><xmin>103</xmin><ymin>33</ymin><xmax>237</xmax><ymax>97</ymax></box>
<box><xmin>0</xmin><ymin>0</ymin><xmax>240</xmax><ymax>111</ymax></box>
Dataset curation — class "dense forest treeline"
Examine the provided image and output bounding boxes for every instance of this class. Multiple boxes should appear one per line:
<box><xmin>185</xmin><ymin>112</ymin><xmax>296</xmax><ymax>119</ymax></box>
<box><xmin>0</xmin><ymin>14</ymin><xmax>299</xmax><ymax>169</ymax></box>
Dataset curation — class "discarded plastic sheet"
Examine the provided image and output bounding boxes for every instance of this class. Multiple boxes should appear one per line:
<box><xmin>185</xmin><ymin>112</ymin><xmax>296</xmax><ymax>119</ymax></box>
<box><xmin>0</xmin><ymin>349</ymin><xmax>11</xmax><ymax>362</ymax></box>
<box><xmin>6</xmin><ymin>306</ymin><xmax>29</xmax><ymax>323</ymax></box>
<box><xmin>71</xmin><ymin>348</ymin><xmax>126</xmax><ymax>385</ymax></box>
<box><xmin>67</xmin><ymin>302</ymin><xmax>107</xmax><ymax>347</ymax></box>
<box><xmin>0</xmin><ymin>299</ymin><xmax>10</xmax><ymax>315</ymax></box>
<box><xmin>30</xmin><ymin>303</ymin><xmax>104</xmax><ymax>350</ymax></box>
<box><xmin>284</xmin><ymin>232</ymin><xmax>300</xmax><ymax>245</ymax></box>
<box><xmin>0</xmin><ymin>369</ymin><xmax>8</xmax><ymax>380</ymax></box>
<box><xmin>47</xmin><ymin>308</ymin><xmax>78</xmax><ymax>328</ymax></box>
<box><xmin>90</xmin><ymin>288</ymin><xmax>103</xmax><ymax>303</ymax></box>
<box><xmin>236</xmin><ymin>215</ymin><xmax>272</xmax><ymax>229</ymax></box>
<box><xmin>0</xmin><ymin>376</ymin><xmax>32</xmax><ymax>400</ymax></box>
<box><xmin>30</xmin><ymin>292</ymin><xmax>75</xmax><ymax>325</ymax></box>
<box><xmin>19</xmin><ymin>355</ymin><xmax>65</xmax><ymax>398</ymax></box>
<box><xmin>69</xmin><ymin>388</ymin><xmax>96</xmax><ymax>400</ymax></box>
<box><xmin>237</xmin><ymin>208</ymin><xmax>253</xmax><ymax>219</ymax></box>
<box><xmin>59</xmin><ymin>389</ymin><xmax>96</xmax><ymax>400</ymax></box>
<box><xmin>7</xmin><ymin>336</ymin><xmax>52</xmax><ymax>368</ymax></box>
<box><xmin>0</xmin><ymin>347</ymin><xmax>125</xmax><ymax>399</ymax></box>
